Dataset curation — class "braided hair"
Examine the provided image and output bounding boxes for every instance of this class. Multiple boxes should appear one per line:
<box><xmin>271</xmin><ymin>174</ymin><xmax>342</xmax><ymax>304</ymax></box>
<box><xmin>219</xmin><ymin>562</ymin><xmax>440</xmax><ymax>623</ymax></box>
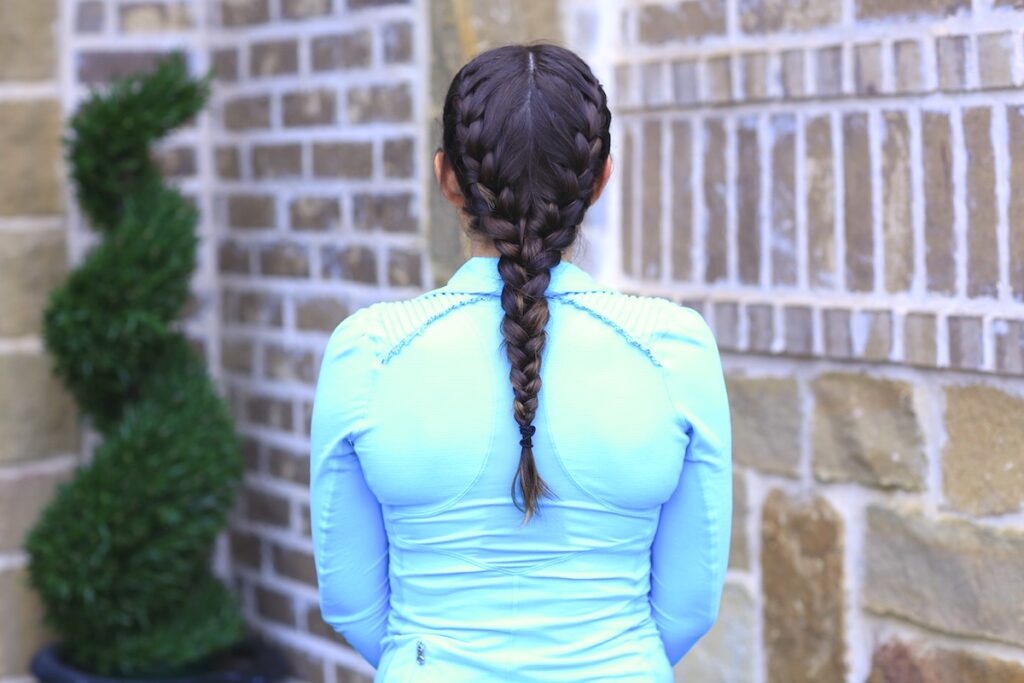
<box><xmin>438</xmin><ymin>43</ymin><xmax>612</xmax><ymax>526</ymax></box>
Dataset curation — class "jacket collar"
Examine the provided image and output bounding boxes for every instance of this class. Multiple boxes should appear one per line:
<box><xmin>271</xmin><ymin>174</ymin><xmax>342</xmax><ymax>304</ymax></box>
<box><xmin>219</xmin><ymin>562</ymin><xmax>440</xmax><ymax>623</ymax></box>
<box><xmin>442</xmin><ymin>256</ymin><xmax>614</xmax><ymax>296</ymax></box>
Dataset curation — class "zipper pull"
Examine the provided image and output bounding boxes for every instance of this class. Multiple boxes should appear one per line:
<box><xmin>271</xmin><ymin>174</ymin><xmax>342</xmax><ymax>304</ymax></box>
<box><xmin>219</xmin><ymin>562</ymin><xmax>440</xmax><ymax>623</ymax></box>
<box><xmin>416</xmin><ymin>640</ymin><xmax>425</xmax><ymax>665</ymax></box>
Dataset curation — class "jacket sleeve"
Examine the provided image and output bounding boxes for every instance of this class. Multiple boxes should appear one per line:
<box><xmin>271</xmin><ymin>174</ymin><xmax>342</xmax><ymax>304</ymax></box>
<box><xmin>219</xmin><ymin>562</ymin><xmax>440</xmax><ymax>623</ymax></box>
<box><xmin>647</xmin><ymin>304</ymin><xmax>733</xmax><ymax>666</ymax></box>
<box><xmin>309</xmin><ymin>305</ymin><xmax>390</xmax><ymax>668</ymax></box>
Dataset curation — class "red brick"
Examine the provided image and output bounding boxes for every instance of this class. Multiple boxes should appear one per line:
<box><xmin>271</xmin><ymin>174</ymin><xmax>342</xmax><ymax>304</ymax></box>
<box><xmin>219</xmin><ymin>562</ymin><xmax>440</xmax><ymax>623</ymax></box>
<box><xmin>904</xmin><ymin>312</ymin><xmax>937</xmax><ymax>366</ymax></box>
<box><xmin>963</xmin><ymin>107</ymin><xmax>999</xmax><ymax>298</ymax></box>
<box><xmin>856</xmin><ymin>0</ymin><xmax>968</xmax><ymax>19</ymax></box>
<box><xmin>741</xmin><ymin>0</ymin><xmax>841</xmax><ymax>33</ymax></box>
<box><xmin>936</xmin><ymin>35</ymin><xmax>969</xmax><ymax>91</ymax></box>
<box><xmin>621</xmin><ymin>125</ymin><xmax>635</xmax><ymax>275</ymax></box>
<box><xmin>948</xmin><ymin>315</ymin><xmax>983</xmax><ymax>369</ymax></box>
<box><xmin>882</xmin><ymin>111</ymin><xmax>913</xmax><ymax>293</ymax></box>
<box><xmin>922</xmin><ymin>112</ymin><xmax>956</xmax><ymax>294</ymax></box>
<box><xmin>806</xmin><ymin>114</ymin><xmax>836</xmax><ymax>289</ymax></box>
<box><xmin>670</xmin><ymin>119</ymin><xmax>693</xmax><ymax>281</ymax></box>
<box><xmin>893</xmin><ymin>40</ymin><xmax>923</xmax><ymax>93</ymax></box>
<box><xmin>815</xmin><ymin>46</ymin><xmax>843</xmax><ymax>97</ymax></box>
<box><xmin>784</xmin><ymin>305</ymin><xmax>813</xmax><ymax>355</ymax></box>
<box><xmin>1010</xmin><ymin>105</ymin><xmax>1024</xmax><ymax>300</ymax></box>
<box><xmin>636</xmin><ymin>0</ymin><xmax>726</xmax><ymax>44</ymax></box>
<box><xmin>736</xmin><ymin>116</ymin><xmax>759</xmax><ymax>285</ymax></box>
<box><xmin>641</xmin><ymin>119</ymin><xmax>663</xmax><ymax>279</ymax></box>
<box><xmin>843</xmin><ymin>112</ymin><xmax>874</xmax><ymax>292</ymax></box>
<box><xmin>704</xmin><ymin>118</ymin><xmax>728</xmax><ymax>283</ymax></box>
<box><xmin>747</xmin><ymin>303</ymin><xmax>774</xmax><ymax>352</ymax></box>
<box><xmin>823</xmin><ymin>308</ymin><xmax>852</xmax><ymax>358</ymax></box>
<box><xmin>771</xmin><ymin>114</ymin><xmax>796</xmax><ymax>286</ymax></box>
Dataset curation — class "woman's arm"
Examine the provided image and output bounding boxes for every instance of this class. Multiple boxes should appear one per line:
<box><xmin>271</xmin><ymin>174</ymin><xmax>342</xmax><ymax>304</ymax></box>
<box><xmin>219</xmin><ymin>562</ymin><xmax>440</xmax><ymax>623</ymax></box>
<box><xmin>309</xmin><ymin>305</ymin><xmax>391</xmax><ymax>668</ymax></box>
<box><xmin>648</xmin><ymin>304</ymin><xmax>733</xmax><ymax>666</ymax></box>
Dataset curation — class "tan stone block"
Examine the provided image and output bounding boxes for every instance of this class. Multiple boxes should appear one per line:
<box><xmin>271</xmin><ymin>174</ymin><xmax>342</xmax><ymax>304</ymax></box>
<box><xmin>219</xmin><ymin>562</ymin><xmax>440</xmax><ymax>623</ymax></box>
<box><xmin>868</xmin><ymin>638</ymin><xmax>1024</xmax><ymax>683</ymax></box>
<box><xmin>223</xmin><ymin>95</ymin><xmax>271</xmax><ymax>131</ymax></box>
<box><xmin>0</xmin><ymin>353</ymin><xmax>79</xmax><ymax>464</ymax></box>
<box><xmin>673</xmin><ymin>583</ymin><xmax>755</xmax><ymax>682</ymax></box>
<box><xmin>0</xmin><ymin>566</ymin><xmax>54</xmax><ymax>676</ymax></box>
<box><xmin>864</xmin><ymin>503</ymin><xmax>1024</xmax><ymax>646</ymax></box>
<box><xmin>823</xmin><ymin>307</ymin><xmax>852</xmax><ymax>358</ymax></box>
<box><xmin>856</xmin><ymin>309</ymin><xmax>892</xmax><ymax>361</ymax></box>
<box><xmin>725</xmin><ymin>374</ymin><xmax>800</xmax><ymax>476</ymax></box>
<box><xmin>943</xmin><ymin>383</ymin><xmax>1024</xmax><ymax>515</ymax></box>
<box><xmin>0</xmin><ymin>230</ymin><xmax>67</xmax><ymax>336</ymax></box>
<box><xmin>0</xmin><ymin>463</ymin><xmax>74</xmax><ymax>552</ymax></box>
<box><xmin>272</xmin><ymin>545</ymin><xmax>317</xmax><ymax>585</ymax></box>
<box><xmin>220</xmin><ymin>289</ymin><xmax>283</xmax><ymax>327</ymax></box>
<box><xmin>226</xmin><ymin>194</ymin><xmax>275</xmax><ymax>229</ymax></box>
<box><xmin>811</xmin><ymin>372</ymin><xmax>925</xmax><ymax>490</ymax></box>
<box><xmin>218</xmin><ymin>240</ymin><xmax>251</xmax><ymax>275</ymax></box>
<box><xmin>784</xmin><ymin>305</ymin><xmax>813</xmax><ymax>355</ymax></box>
<box><xmin>383</xmin><ymin>137</ymin><xmax>414</xmax><ymax>179</ymax></box>
<box><xmin>0</xmin><ymin>0</ymin><xmax>57</xmax><ymax>82</ymax></box>
<box><xmin>221</xmin><ymin>338</ymin><xmax>254</xmax><ymax>375</ymax></box>
<box><xmin>762</xmin><ymin>490</ymin><xmax>846</xmax><ymax>683</ymax></box>
<box><xmin>0</xmin><ymin>100</ymin><xmax>63</xmax><ymax>216</ymax></box>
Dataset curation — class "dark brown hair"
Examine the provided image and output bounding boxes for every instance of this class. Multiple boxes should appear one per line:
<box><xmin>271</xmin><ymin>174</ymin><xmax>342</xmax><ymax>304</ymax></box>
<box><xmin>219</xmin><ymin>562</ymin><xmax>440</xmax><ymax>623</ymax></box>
<box><xmin>438</xmin><ymin>42</ymin><xmax>613</xmax><ymax>525</ymax></box>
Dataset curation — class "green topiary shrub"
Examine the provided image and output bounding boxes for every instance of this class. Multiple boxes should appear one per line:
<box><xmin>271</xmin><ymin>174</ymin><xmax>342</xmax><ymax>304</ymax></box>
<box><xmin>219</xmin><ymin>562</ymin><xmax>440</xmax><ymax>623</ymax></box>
<box><xmin>23</xmin><ymin>53</ymin><xmax>247</xmax><ymax>678</ymax></box>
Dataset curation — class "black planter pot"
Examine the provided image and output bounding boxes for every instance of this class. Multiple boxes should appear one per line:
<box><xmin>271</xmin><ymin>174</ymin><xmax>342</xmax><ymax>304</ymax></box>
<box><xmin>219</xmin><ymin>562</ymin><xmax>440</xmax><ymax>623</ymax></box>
<box><xmin>30</xmin><ymin>636</ymin><xmax>291</xmax><ymax>683</ymax></box>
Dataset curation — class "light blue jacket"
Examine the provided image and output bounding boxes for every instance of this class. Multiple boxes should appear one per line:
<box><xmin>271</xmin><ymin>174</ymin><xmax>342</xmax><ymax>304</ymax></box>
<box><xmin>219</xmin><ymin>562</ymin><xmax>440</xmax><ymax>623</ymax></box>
<box><xmin>309</xmin><ymin>256</ymin><xmax>732</xmax><ymax>682</ymax></box>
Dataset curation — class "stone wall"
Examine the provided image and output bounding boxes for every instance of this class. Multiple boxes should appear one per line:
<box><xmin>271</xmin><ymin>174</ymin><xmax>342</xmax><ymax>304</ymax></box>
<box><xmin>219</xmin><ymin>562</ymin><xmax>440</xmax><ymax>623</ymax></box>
<box><xmin>0</xmin><ymin>1</ymin><xmax>79</xmax><ymax>680</ymax></box>
<box><xmin>609</xmin><ymin>1</ymin><xmax>1024</xmax><ymax>681</ymax></box>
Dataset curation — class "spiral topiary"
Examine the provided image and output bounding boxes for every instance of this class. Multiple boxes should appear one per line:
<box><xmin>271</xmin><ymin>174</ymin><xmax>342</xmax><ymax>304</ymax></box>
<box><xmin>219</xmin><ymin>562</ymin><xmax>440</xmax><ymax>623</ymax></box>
<box><xmin>23</xmin><ymin>53</ymin><xmax>247</xmax><ymax>678</ymax></box>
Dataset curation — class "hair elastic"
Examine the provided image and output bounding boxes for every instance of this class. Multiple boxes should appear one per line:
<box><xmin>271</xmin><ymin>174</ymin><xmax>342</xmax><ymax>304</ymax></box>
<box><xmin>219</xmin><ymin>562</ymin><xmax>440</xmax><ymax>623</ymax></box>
<box><xmin>519</xmin><ymin>423</ymin><xmax>536</xmax><ymax>448</ymax></box>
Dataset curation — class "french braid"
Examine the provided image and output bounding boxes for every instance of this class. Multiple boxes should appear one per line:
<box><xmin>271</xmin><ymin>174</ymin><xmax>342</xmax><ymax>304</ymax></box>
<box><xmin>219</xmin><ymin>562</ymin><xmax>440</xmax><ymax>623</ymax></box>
<box><xmin>440</xmin><ymin>43</ymin><xmax>612</xmax><ymax>525</ymax></box>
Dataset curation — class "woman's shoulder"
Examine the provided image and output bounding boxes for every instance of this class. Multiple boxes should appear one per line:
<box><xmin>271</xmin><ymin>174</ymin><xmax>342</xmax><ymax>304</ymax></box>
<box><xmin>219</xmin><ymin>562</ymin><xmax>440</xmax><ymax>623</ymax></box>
<box><xmin>556</xmin><ymin>291</ymin><xmax>717</xmax><ymax>365</ymax></box>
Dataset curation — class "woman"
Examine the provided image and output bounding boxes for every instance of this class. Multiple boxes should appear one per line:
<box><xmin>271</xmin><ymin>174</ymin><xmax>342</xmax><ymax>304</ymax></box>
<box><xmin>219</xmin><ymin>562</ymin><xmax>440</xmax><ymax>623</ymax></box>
<box><xmin>309</xmin><ymin>42</ymin><xmax>732</xmax><ymax>682</ymax></box>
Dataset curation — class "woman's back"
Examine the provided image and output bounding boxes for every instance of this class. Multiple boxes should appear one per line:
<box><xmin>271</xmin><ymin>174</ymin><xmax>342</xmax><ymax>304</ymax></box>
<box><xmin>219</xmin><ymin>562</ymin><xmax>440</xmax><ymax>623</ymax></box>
<box><xmin>309</xmin><ymin>256</ymin><xmax>732</xmax><ymax>681</ymax></box>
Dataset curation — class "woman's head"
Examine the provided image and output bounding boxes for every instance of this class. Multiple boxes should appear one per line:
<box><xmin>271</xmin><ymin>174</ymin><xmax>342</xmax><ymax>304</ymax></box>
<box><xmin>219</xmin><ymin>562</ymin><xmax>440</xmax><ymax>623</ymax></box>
<box><xmin>434</xmin><ymin>42</ymin><xmax>613</xmax><ymax>525</ymax></box>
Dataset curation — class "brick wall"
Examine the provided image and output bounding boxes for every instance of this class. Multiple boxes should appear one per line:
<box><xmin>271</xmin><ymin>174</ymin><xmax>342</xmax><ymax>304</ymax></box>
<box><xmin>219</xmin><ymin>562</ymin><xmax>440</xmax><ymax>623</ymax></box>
<box><xmin>611</xmin><ymin>1</ymin><xmax>1024</xmax><ymax>681</ymax></box>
